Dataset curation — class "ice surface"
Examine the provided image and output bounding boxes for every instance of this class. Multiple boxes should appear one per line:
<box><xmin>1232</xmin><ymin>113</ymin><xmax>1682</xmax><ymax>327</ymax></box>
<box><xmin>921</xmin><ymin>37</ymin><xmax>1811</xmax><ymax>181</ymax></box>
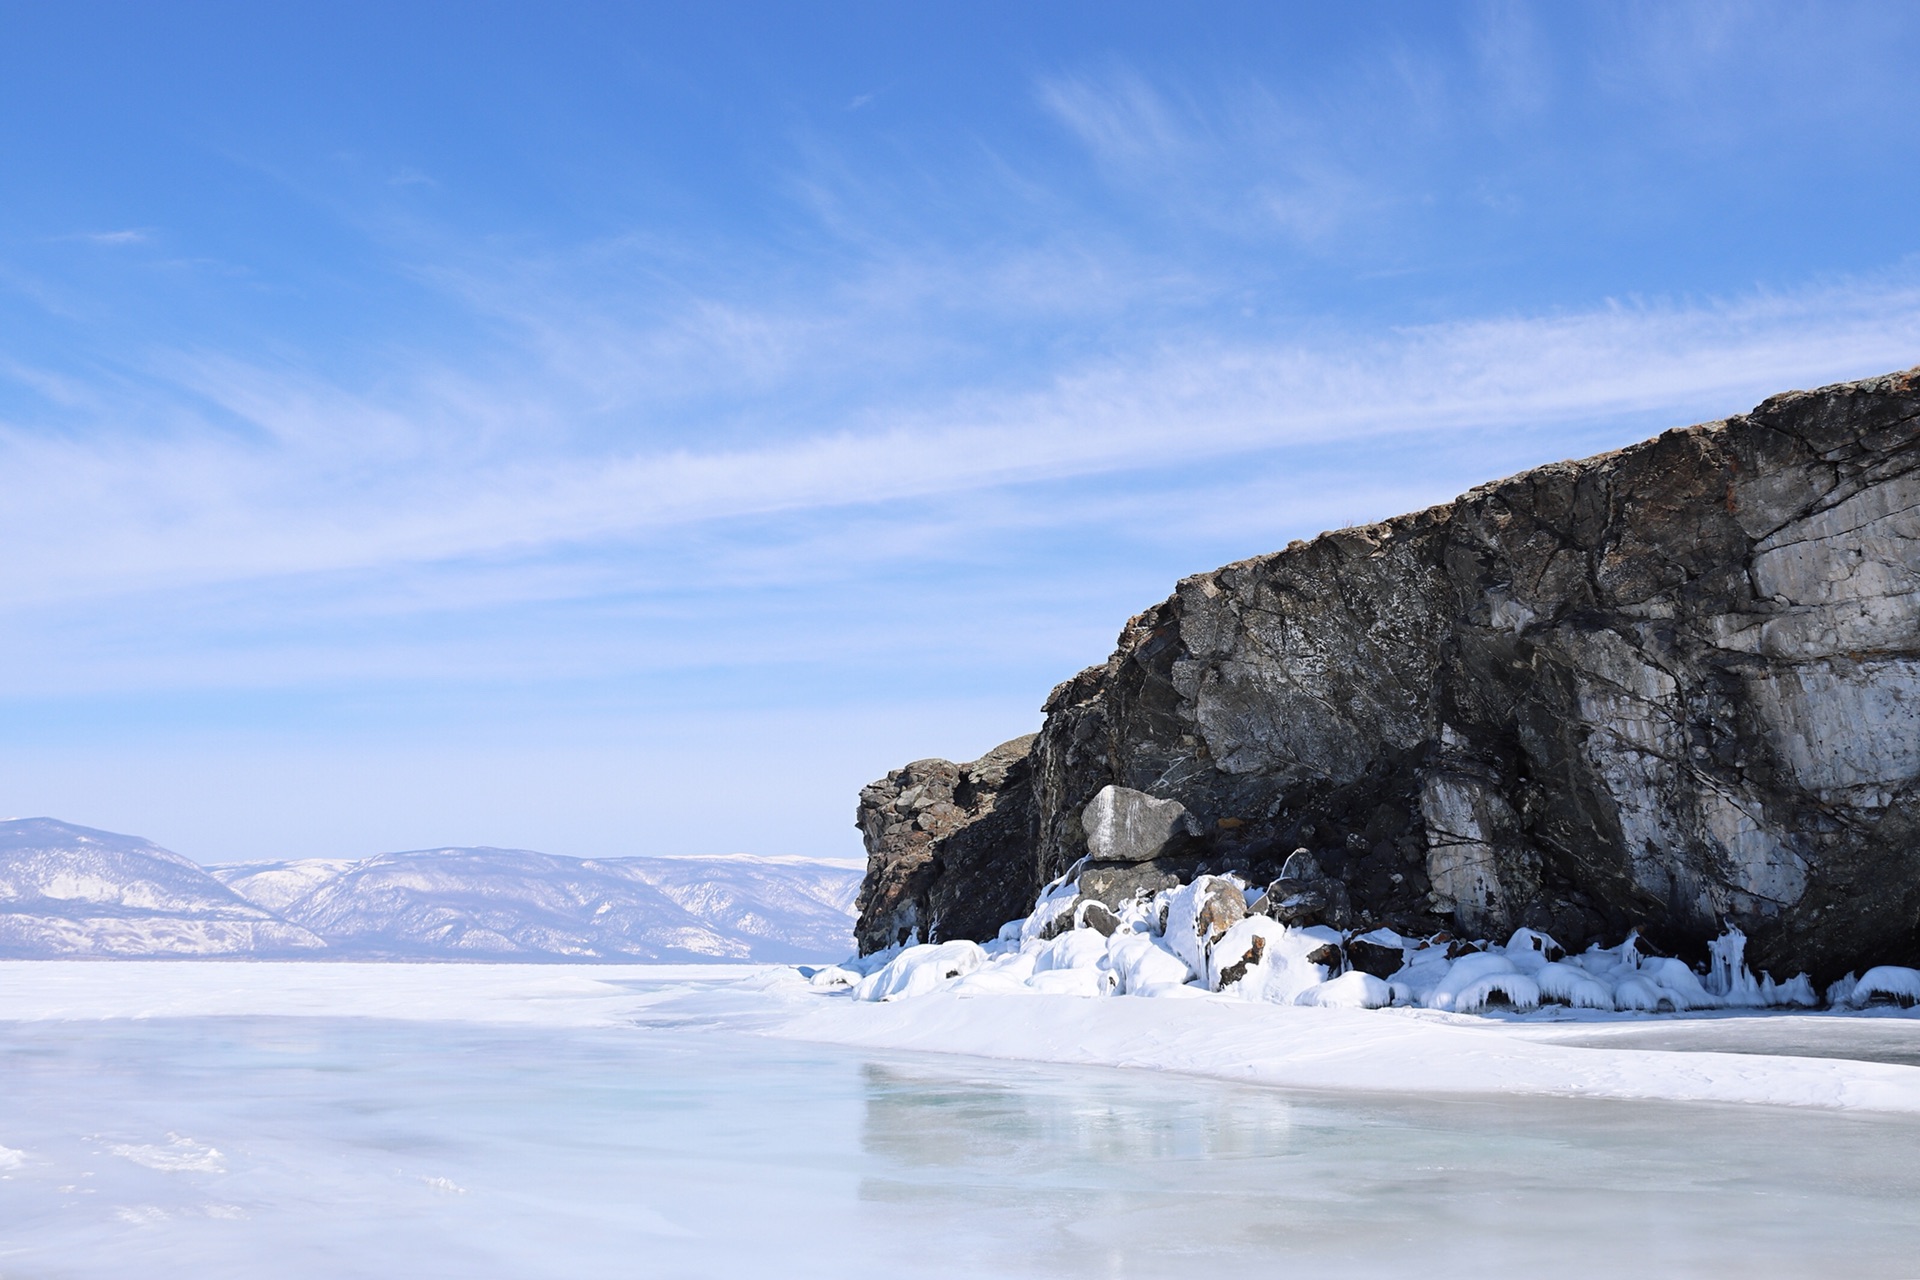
<box><xmin>4</xmin><ymin>965</ymin><xmax>1920</xmax><ymax>1277</ymax></box>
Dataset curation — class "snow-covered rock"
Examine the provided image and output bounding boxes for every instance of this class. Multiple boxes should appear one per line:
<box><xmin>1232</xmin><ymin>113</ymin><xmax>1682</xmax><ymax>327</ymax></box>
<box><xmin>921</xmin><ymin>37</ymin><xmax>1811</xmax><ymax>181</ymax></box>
<box><xmin>1842</xmin><ymin>966</ymin><xmax>1920</xmax><ymax>1008</ymax></box>
<box><xmin>1295</xmin><ymin>970</ymin><xmax>1393</xmax><ymax>1009</ymax></box>
<box><xmin>1214</xmin><ymin>919</ymin><xmax>1333</xmax><ymax>1005</ymax></box>
<box><xmin>1031</xmin><ymin>928</ymin><xmax>1108</xmax><ymax>974</ymax></box>
<box><xmin>1533</xmin><ymin>961</ymin><xmax>1614</xmax><ymax>1009</ymax></box>
<box><xmin>822</xmin><ymin>854</ymin><xmax>1858</xmax><ymax>1021</ymax></box>
<box><xmin>1161</xmin><ymin>876</ymin><xmax>1246</xmax><ymax>977</ymax></box>
<box><xmin>1423</xmin><ymin>951</ymin><xmax>1540</xmax><ymax>1013</ymax></box>
<box><xmin>1105</xmin><ymin>932</ymin><xmax>1192</xmax><ymax>994</ymax></box>
<box><xmin>853</xmin><ymin>941</ymin><xmax>989</xmax><ymax>1001</ymax></box>
<box><xmin>1207</xmin><ymin>914</ymin><xmax>1283</xmax><ymax>992</ymax></box>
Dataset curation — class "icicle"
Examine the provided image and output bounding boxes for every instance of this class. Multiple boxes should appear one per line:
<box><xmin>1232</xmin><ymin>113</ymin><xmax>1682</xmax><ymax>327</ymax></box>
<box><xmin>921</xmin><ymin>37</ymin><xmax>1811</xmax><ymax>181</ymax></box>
<box><xmin>1705</xmin><ymin>928</ymin><xmax>1764</xmax><ymax>1006</ymax></box>
<box><xmin>1825</xmin><ymin>971</ymin><xmax>1859</xmax><ymax>1008</ymax></box>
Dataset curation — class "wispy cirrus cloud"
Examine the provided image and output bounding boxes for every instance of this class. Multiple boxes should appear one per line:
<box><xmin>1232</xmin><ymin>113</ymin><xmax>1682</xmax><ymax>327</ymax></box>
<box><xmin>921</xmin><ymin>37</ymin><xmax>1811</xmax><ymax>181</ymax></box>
<box><xmin>1035</xmin><ymin>65</ymin><xmax>1373</xmax><ymax>243</ymax></box>
<box><xmin>3</xmin><ymin>4</ymin><xmax>1918</xmax><ymax>861</ymax></box>
<box><xmin>69</xmin><ymin>229</ymin><xmax>150</xmax><ymax>246</ymax></box>
<box><xmin>2</xmin><ymin>260</ymin><xmax>1916</xmax><ymax>619</ymax></box>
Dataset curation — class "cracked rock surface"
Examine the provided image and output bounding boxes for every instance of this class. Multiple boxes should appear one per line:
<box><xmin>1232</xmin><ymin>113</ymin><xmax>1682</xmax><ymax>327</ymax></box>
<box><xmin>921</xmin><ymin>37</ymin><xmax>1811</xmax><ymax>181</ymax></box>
<box><xmin>856</xmin><ymin>367</ymin><xmax>1920</xmax><ymax>979</ymax></box>
<box><xmin>853</xmin><ymin>735</ymin><xmax>1038</xmax><ymax>953</ymax></box>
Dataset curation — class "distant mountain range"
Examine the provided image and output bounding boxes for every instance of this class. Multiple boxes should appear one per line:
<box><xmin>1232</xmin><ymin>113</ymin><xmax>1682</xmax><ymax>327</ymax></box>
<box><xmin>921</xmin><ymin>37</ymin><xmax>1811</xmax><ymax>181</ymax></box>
<box><xmin>0</xmin><ymin>818</ymin><xmax>860</xmax><ymax>962</ymax></box>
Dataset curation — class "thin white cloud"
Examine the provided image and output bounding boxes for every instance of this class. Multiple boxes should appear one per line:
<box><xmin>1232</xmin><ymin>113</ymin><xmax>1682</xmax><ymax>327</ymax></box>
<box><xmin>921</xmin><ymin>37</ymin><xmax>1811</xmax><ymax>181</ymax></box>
<box><xmin>72</xmin><ymin>229</ymin><xmax>149</xmax><ymax>246</ymax></box>
<box><xmin>1034</xmin><ymin>62</ymin><xmax>1402</xmax><ymax>246</ymax></box>
<box><xmin>1</xmin><ymin>267</ymin><xmax>1915</xmax><ymax>614</ymax></box>
<box><xmin>1037</xmin><ymin>67</ymin><xmax>1195</xmax><ymax>169</ymax></box>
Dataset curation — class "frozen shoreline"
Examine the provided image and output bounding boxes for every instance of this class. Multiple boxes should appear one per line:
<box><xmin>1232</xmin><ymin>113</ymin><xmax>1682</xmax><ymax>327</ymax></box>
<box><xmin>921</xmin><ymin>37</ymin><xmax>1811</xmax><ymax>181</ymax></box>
<box><xmin>3</xmin><ymin>960</ymin><xmax>1919</xmax><ymax>1114</ymax></box>
<box><xmin>768</xmin><ymin>985</ymin><xmax>1920</xmax><ymax>1112</ymax></box>
<box><xmin>0</xmin><ymin>960</ymin><xmax>762</xmax><ymax>1026</ymax></box>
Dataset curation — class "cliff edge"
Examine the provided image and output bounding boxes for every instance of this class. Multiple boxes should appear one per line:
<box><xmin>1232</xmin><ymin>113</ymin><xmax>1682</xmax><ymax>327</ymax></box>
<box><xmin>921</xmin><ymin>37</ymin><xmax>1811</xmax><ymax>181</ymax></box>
<box><xmin>857</xmin><ymin>365</ymin><xmax>1920</xmax><ymax>980</ymax></box>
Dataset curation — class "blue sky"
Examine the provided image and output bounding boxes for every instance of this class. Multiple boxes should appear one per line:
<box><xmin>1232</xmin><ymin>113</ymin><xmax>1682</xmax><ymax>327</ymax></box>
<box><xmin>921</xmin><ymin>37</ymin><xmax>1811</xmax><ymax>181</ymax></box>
<box><xmin>3</xmin><ymin>2</ymin><xmax>1919</xmax><ymax>862</ymax></box>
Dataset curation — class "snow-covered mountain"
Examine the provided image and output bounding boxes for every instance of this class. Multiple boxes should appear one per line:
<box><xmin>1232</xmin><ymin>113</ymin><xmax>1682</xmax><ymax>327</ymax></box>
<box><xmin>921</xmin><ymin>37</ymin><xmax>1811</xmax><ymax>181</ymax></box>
<box><xmin>211</xmin><ymin>847</ymin><xmax>862</xmax><ymax>962</ymax></box>
<box><xmin>0</xmin><ymin>818</ymin><xmax>327</xmax><ymax>957</ymax></box>
<box><xmin>0</xmin><ymin>819</ymin><xmax>860</xmax><ymax>962</ymax></box>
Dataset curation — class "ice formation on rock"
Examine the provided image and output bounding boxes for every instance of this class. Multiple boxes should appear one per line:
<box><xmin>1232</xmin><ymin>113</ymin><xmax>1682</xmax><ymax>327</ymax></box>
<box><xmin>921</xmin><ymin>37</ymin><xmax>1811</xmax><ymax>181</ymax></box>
<box><xmin>847</xmin><ymin>866</ymin><xmax>1834</xmax><ymax>1017</ymax></box>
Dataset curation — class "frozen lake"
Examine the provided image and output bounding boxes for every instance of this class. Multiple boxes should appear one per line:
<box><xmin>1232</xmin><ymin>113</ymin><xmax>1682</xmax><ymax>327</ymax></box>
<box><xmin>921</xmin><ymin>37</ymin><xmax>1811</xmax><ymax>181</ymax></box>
<box><xmin>3</xmin><ymin>967</ymin><xmax>1920</xmax><ymax>1277</ymax></box>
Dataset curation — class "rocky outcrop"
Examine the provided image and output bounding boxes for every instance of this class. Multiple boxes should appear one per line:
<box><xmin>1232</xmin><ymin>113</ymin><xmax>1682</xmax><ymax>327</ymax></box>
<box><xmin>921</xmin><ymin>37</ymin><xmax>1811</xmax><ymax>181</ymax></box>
<box><xmin>854</xmin><ymin>735</ymin><xmax>1038</xmax><ymax>952</ymax></box>
<box><xmin>856</xmin><ymin>367</ymin><xmax>1920</xmax><ymax>980</ymax></box>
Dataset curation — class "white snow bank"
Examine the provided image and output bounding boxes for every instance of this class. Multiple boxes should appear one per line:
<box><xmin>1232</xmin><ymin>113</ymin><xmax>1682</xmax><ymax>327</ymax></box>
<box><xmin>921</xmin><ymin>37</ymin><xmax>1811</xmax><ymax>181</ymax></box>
<box><xmin>771</xmin><ymin>990</ymin><xmax>1920</xmax><ymax>1113</ymax></box>
<box><xmin>1104</xmin><ymin>932</ymin><xmax>1192</xmax><ymax>994</ymax></box>
<box><xmin>1426</xmin><ymin>953</ymin><xmax>1540</xmax><ymax>1013</ymax></box>
<box><xmin>1842</xmin><ymin>966</ymin><xmax>1920</xmax><ymax>1009</ymax></box>
<box><xmin>852</xmin><ymin>941</ymin><xmax>988</xmax><ymax>1002</ymax></box>
<box><xmin>1294</xmin><ymin>971</ymin><xmax>1392</xmax><ymax>1009</ymax></box>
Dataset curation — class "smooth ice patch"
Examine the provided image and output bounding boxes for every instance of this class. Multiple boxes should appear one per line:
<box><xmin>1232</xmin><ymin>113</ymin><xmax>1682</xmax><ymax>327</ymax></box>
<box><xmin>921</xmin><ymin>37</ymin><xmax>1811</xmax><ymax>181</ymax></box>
<box><xmin>4</xmin><ymin>1015</ymin><xmax>1920</xmax><ymax>1277</ymax></box>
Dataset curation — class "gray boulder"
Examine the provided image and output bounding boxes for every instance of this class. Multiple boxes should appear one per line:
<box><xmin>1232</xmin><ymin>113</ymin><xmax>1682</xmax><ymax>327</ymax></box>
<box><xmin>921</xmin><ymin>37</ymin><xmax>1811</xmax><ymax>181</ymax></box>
<box><xmin>1075</xmin><ymin>900</ymin><xmax>1121</xmax><ymax>936</ymax></box>
<box><xmin>1081</xmin><ymin>785</ymin><xmax>1202</xmax><ymax>863</ymax></box>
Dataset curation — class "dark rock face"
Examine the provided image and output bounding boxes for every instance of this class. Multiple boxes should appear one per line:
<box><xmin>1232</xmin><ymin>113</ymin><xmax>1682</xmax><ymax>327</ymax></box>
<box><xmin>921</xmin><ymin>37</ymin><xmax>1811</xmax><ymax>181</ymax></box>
<box><xmin>854</xmin><ymin>735</ymin><xmax>1038</xmax><ymax>952</ymax></box>
<box><xmin>1346</xmin><ymin>936</ymin><xmax>1404</xmax><ymax>979</ymax></box>
<box><xmin>1254</xmin><ymin>849</ymin><xmax>1353</xmax><ymax>929</ymax></box>
<box><xmin>1078</xmin><ymin>857</ymin><xmax>1200</xmax><ymax>912</ymax></box>
<box><xmin>857</xmin><ymin>368</ymin><xmax>1920</xmax><ymax>979</ymax></box>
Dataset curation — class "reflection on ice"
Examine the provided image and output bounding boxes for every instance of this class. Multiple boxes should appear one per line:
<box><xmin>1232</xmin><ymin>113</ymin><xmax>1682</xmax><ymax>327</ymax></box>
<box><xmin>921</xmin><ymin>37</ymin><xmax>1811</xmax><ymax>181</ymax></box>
<box><xmin>860</xmin><ymin>1061</ymin><xmax>1297</xmax><ymax>1170</ymax></box>
<box><xmin>855</xmin><ymin>1057</ymin><xmax>1920</xmax><ymax>1275</ymax></box>
<box><xmin>2</xmin><ymin>1008</ymin><xmax>1919</xmax><ymax>1276</ymax></box>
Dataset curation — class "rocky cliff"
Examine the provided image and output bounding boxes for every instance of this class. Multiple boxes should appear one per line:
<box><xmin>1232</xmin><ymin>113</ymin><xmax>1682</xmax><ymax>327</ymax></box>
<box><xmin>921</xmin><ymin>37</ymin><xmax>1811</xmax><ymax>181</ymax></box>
<box><xmin>856</xmin><ymin>366</ymin><xmax>1920</xmax><ymax>980</ymax></box>
<box><xmin>854</xmin><ymin>735</ymin><xmax>1038</xmax><ymax>953</ymax></box>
